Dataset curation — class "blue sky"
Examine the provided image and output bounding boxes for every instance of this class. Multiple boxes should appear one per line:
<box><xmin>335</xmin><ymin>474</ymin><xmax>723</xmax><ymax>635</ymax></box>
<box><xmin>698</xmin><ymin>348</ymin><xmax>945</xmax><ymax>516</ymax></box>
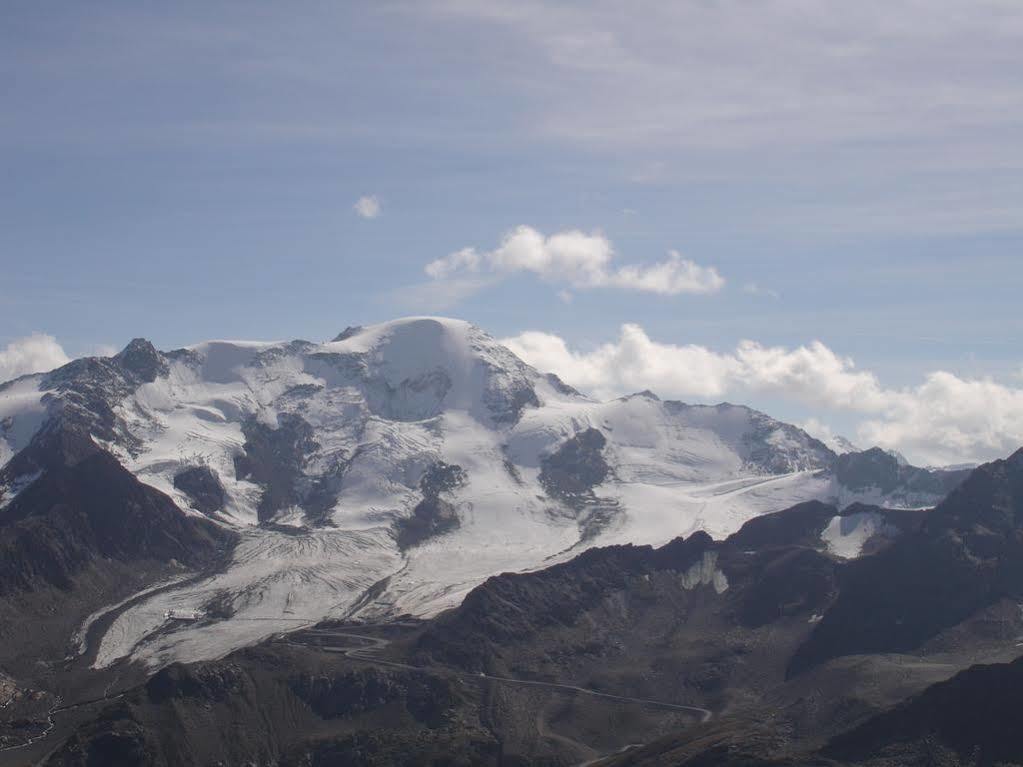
<box><xmin>2</xmin><ymin>1</ymin><xmax>1022</xmax><ymax>464</ymax></box>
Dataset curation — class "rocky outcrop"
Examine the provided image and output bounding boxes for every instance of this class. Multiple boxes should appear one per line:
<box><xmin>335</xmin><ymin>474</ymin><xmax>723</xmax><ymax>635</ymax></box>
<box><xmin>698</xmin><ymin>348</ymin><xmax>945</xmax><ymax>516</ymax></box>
<box><xmin>725</xmin><ymin>500</ymin><xmax>838</xmax><ymax>550</ymax></box>
<box><xmin>35</xmin><ymin>339</ymin><xmax>170</xmax><ymax>456</ymax></box>
<box><xmin>394</xmin><ymin>462</ymin><xmax>466</xmax><ymax>549</ymax></box>
<box><xmin>0</xmin><ymin>442</ymin><xmax>233</xmax><ymax>596</ymax></box>
<box><xmin>234</xmin><ymin>413</ymin><xmax>320</xmax><ymax>523</ymax></box>
<box><xmin>289</xmin><ymin>668</ymin><xmax>455</xmax><ymax>726</ymax></box>
<box><xmin>113</xmin><ymin>339</ymin><xmax>169</xmax><ymax>383</ymax></box>
<box><xmin>146</xmin><ymin>662</ymin><xmax>246</xmax><ymax>704</ymax></box>
<box><xmin>413</xmin><ymin>532</ymin><xmax>720</xmax><ymax>672</ymax></box>
<box><xmin>835</xmin><ymin>446</ymin><xmax>969</xmax><ymax>499</ymax></box>
<box><xmin>46</xmin><ymin>645</ymin><xmax>498</xmax><ymax>767</ymax></box>
<box><xmin>172</xmin><ymin>465</ymin><xmax>225</xmax><ymax>515</ymax></box>
<box><xmin>539</xmin><ymin>428</ymin><xmax>611</xmax><ymax>504</ymax></box>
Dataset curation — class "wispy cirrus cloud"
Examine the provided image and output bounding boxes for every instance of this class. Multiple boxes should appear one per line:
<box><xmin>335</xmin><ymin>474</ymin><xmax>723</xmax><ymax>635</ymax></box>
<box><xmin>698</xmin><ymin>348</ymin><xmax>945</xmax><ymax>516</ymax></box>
<box><xmin>743</xmin><ymin>282</ymin><xmax>780</xmax><ymax>299</ymax></box>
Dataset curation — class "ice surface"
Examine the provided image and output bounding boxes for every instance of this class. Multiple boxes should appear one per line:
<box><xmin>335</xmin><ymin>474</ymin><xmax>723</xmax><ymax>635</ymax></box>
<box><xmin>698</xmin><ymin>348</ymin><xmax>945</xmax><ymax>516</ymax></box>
<box><xmin>94</xmin><ymin>526</ymin><xmax>401</xmax><ymax>669</ymax></box>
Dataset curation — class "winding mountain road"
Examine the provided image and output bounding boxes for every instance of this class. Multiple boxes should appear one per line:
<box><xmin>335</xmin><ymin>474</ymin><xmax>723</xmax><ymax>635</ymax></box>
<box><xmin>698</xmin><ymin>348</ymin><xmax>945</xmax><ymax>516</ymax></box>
<box><xmin>0</xmin><ymin>689</ymin><xmax>131</xmax><ymax>756</ymax></box>
<box><xmin>284</xmin><ymin>627</ymin><xmax>713</xmax><ymax>721</ymax></box>
<box><xmin>1</xmin><ymin>622</ymin><xmax>710</xmax><ymax>759</ymax></box>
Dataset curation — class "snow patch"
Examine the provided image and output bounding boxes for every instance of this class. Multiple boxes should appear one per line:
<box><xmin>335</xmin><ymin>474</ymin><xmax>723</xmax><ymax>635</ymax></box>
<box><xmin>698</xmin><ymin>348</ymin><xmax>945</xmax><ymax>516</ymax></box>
<box><xmin>679</xmin><ymin>550</ymin><xmax>729</xmax><ymax>593</ymax></box>
<box><xmin>821</xmin><ymin>511</ymin><xmax>897</xmax><ymax>559</ymax></box>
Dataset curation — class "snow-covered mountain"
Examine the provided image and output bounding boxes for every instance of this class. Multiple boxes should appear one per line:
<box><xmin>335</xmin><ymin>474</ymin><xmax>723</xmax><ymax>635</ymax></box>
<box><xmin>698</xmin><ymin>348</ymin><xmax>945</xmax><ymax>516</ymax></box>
<box><xmin>821</xmin><ymin>434</ymin><xmax>861</xmax><ymax>455</ymax></box>
<box><xmin>0</xmin><ymin>317</ymin><xmax>963</xmax><ymax>670</ymax></box>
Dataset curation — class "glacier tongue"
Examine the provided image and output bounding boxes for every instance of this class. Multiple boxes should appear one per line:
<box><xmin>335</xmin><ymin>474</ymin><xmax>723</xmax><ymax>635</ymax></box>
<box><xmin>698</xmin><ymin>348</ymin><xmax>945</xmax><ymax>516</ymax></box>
<box><xmin>0</xmin><ymin>316</ymin><xmax>942</xmax><ymax>669</ymax></box>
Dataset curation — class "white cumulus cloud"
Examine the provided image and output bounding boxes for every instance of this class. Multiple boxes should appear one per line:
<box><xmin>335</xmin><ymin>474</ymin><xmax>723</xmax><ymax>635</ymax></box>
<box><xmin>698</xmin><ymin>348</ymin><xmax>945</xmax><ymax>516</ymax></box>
<box><xmin>502</xmin><ymin>323</ymin><xmax>1023</xmax><ymax>466</ymax></box>
<box><xmin>424</xmin><ymin>225</ymin><xmax>723</xmax><ymax>296</ymax></box>
<box><xmin>0</xmin><ymin>334</ymin><xmax>71</xmax><ymax>382</ymax></box>
<box><xmin>859</xmin><ymin>373</ymin><xmax>1023</xmax><ymax>468</ymax></box>
<box><xmin>353</xmin><ymin>195</ymin><xmax>381</xmax><ymax>219</ymax></box>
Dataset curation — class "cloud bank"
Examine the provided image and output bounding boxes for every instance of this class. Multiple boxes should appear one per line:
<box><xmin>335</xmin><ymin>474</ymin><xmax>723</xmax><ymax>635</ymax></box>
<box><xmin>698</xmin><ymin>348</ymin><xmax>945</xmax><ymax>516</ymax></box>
<box><xmin>502</xmin><ymin>323</ymin><xmax>1023</xmax><ymax>467</ymax></box>
<box><xmin>425</xmin><ymin>225</ymin><xmax>724</xmax><ymax>297</ymax></box>
<box><xmin>0</xmin><ymin>334</ymin><xmax>71</xmax><ymax>382</ymax></box>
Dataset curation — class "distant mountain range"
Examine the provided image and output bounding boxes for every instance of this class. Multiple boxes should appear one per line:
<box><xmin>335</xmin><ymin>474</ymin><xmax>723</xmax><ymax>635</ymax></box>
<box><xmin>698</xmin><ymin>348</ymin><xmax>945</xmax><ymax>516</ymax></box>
<box><xmin>1</xmin><ymin>316</ymin><xmax>1004</xmax><ymax>766</ymax></box>
<box><xmin>0</xmin><ymin>317</ymin><xmax>970</xmax><ymax>673</ymax></box>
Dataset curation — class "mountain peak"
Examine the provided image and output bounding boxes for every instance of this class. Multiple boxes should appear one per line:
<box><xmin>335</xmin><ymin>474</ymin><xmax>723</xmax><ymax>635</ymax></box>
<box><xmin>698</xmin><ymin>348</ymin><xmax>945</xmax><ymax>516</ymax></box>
<box><xmin>330</xmin><ymin>325</ymin><xmax>364</xmax><ymax>343</ymax></box>
<box><xmin>621</xmin><ymin>389</ymin><xmax>660</xmax><ymax>402</ymax></box>
<box><xmin>114</xmin><ymin>338</ymin><xmax>167</xmax><ymax>383</ymax></box>
<box><xmin>324</xmin><ymin>316</ymin><xmax>477</xmax><ymax>355</ymax></box>
<box><xmin>320</xmin><ymin>316</ymin><xmax>542</xmax><ymax>423</ymax></box>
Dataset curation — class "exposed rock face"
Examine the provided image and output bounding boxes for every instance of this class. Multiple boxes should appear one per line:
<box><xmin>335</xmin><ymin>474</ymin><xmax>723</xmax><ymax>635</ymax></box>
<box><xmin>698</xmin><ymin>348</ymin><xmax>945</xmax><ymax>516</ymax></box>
<box><xmin>331</xmin><ymin>326</ymin><xmax>364</xmax><ymax>343</ymax></box>
<box><xmin>538</xmin><ymin>427</ymin><xmax>622</xmax><ymax>538</ymax></box>
<box><xmin>0</xmin><ymin>418</ymin><xmax>102</xmax><ymax>492</ymax></box>
<box><xmin>289</xmin><ymin>668</ymin><xmax>455</xmax><ymax>726</ymax></box>
<box><xmin>33</xmin><ymin>339</ymin><xmax>170</xmax><ymax>457</ymax></box>
<box><xmin>545</xmin><ymin>372</ymin><xmax>583</xmax><ymax>397</ymax></box>
<box><xmin>482</xmin><ymin>373</ymin><xmax>540</xmax><ymax>425</ymax></box>
<box><xmin>146</xmin><ymin>662</ymin><xmax>246</xmax><ymax>704</ymax></box>
<box><xmin>412</xmin><ymin>531</ymin><xmax>734</xmax><ymax>672</ymax></box>
<box><xmin>395</xmin><ymin>462</ymin><xmax>466</xmax><ymax>549</ymax></box>
<box><xmin>835</xmin><ymin>447</ymin><xmax>969</xmax><ymax>499</ymax></box>
<box><xmin>301</xmin><ymin>460</ymin><xmax>348</xmax><ymax>526</ymax></box>
<box><xmin>366</xmin><ymin>368</ymin><xmax>454</xmax><ymax>422</ymax></box>
<box><xmin>539</xmin><ymin>427</ymin><xmax>611</xmax><ymax>503</ymax></box>
<box><xmin>113</xmin><ymin>339</ymin><xmax>169</xmax><ymax>384</ymax></box>
<box><xmin>824</xmin><ymin>654</ymin><xmax>1023</xmax><ymax>766</ymax></box>
<box><xmin>47</xmin><ymin>717</ymin><xmax>156</xmax><ymax>767</ymax></box>
<box><xmin>45</xmin><ymin>646</ymin><xmax>499</xmax><ymax>767</ymax></box>
<box><xmin>0</xmin><ymin>439</ymin><xmax>233</xmax><ymax>596</ymax></box>
<box><xmin>926</xmin><ymin>447</ymin><xmax>1023</xmax><ymax>535</ymax></box>
<box><xmin>726</xmin><ymin>500</ymin><xmax>838</xmax><ymax>551</ymax></box>
<box><xmin>172</xmin><ymin>465</ymin><xmax>225</xmax><ymax>515</ymax></box>
<box><xmin>234</xmin><ymin>413</ymin><xmax>320</xmax><ymax>523</ymax></box>
<box><xmin>734</xmin><ymin>547</ymin><xmax>834</xmax><ymax>628</ymax></box>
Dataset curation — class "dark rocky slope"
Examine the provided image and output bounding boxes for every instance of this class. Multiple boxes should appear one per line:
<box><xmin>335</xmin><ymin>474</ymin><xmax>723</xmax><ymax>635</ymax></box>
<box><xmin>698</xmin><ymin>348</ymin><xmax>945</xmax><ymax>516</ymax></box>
<box><xmin>43</xmin><ymin>644</ymin><xmax>499</xmax><ymax>767</ymax></box>
<box><xmin>824</xmin><ymin>654</ymin><xmax>1023</xmax><ymax>766</ymax></box>
<box><xmin>835</xmin><ymin>447</ymin><xmax>970</xmax><ymax>499</ymax></box>
<box><xmin>0</xmin><ymin>422</ymin><xmax>235</xmax><ymax>674</ymax></box>
<box><xmin>791</xmin><ymin>448</ymin><xmax>1023</xmax><ymax>675</ymax></box>
<box><xmin>394</xmin><ymin>461</ymin><xmax>467</xmax><ymax>549</ymax></box>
